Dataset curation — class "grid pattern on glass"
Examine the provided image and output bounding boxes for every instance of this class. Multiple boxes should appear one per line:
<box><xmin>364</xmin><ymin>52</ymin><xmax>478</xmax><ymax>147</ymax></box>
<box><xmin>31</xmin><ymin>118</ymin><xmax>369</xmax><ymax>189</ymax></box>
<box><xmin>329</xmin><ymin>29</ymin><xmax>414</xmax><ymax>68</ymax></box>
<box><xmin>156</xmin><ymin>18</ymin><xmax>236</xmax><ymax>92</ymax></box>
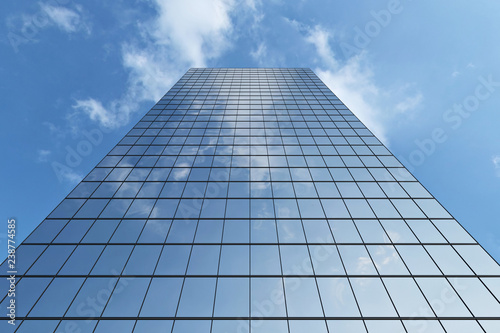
<box><xmin>1</xmin><ymin>68</ymin><xmax>499</xmax><ymax>333</ymax></box>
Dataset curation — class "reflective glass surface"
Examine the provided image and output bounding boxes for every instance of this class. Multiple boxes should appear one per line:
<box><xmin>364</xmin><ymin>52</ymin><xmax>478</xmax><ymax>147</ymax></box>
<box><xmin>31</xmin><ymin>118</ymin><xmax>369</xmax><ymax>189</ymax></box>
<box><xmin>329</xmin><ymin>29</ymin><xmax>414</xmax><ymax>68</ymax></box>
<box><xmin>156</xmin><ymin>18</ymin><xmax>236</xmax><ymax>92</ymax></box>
<box><xmin>2</xmin><ymin>68</ymin><xmax>499</xmax><ymax>332</ymax></box>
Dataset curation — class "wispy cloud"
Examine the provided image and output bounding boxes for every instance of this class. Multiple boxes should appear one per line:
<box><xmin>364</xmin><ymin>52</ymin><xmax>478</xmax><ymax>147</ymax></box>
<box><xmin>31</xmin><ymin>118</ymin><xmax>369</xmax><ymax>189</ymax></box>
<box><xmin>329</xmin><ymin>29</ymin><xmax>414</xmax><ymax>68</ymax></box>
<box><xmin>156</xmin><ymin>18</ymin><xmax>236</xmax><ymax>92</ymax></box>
<box><xmin>395</xmin><ymin>93</ymin><xmax>423</xmax><ymax>113</ymax></box>
<box><xmin>74</xmin><ymin>0</ymin><xmax>239</xmax><ymax>129</ymax></box>
<box><xmin>37</xmin><ymin>149</ymin><xmax>51</xmax><ymax>163</ymax></box>
<box><xmin>493</xmin><ymin>155</ymin><xmax>500</xmax><ymax>177</ymax></box>
<box><xmin>292</xmin><ymin>23</ymin><xmax>423</xmax><ymax>145</ymax></box>
<box><xmin>39</xmin><ymin>3</ymin><xmax>91</xmax><ymax>34</ymax></box>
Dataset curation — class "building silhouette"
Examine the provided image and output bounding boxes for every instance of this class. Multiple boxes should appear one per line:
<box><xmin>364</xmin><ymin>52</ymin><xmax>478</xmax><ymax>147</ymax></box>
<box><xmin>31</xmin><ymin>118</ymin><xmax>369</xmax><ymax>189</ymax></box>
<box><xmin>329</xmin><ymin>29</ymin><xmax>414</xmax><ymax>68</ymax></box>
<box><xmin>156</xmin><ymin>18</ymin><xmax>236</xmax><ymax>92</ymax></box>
<box><xmin>1</xmin><ymin>68</ymin><xmax>500</xmax><ymax>332</ymax></box>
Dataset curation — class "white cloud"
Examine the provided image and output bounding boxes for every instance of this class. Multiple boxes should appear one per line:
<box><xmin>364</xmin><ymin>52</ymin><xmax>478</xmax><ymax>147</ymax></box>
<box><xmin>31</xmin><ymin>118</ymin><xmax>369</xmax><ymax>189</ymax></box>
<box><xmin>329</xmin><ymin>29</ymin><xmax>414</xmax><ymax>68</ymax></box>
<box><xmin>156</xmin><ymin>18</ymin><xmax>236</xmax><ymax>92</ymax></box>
<box><xmin>493</xmin><ymin>155</ymin><xmax>500</xmax><ymax>177</ymax></box>
<box><xmin>75</xmin><ymin>0</ymin><xmax>239</xmax><ymax>129</ymax></box>
<box><xmin>73</xmin><ymin>98</ymin><xmax>123</xmax><ymax>129</ymax></box>
<box><xmin>395</xmin><ymin>93</ymin><xmax>423</xmax><ymax>113</ymax></box>
<box><xmin>37</xmin><ymin>149</ymin><xmax>51</xmax><ymax>163</ymax></box>
<box><xmin>39</xmin><ymin>3</ymin><xmax>90</xmax><ymax>34</ymax></box>
<box><xmin>305</xmin><ymin>25</ymin><xmax>338</xmax><ymax>69</ymax></box>
<box><xmin>298</xmin><ymin>23</ymin><xmax>424</xmax><ymax>145</ymax></box>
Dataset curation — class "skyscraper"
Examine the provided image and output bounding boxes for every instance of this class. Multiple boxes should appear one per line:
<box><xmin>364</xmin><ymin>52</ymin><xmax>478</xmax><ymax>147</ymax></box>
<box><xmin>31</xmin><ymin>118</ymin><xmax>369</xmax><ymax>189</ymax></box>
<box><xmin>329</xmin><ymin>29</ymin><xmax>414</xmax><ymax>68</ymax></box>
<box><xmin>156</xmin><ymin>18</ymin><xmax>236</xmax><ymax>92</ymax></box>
<box><xmin>2</xmin><ymin>68</ymin><xmax>499</xmax><ymax>333</ymax></box>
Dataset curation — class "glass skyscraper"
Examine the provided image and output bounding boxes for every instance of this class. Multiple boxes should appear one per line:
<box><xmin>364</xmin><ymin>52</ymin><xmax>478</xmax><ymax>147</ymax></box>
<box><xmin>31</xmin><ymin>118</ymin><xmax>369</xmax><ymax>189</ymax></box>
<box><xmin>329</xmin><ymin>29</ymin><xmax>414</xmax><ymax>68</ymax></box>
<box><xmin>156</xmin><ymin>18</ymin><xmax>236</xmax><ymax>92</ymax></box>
<box><xmin>2</xmin><ymin>68</ymin><xmax>500</xmax><ymax>333</ymax></box>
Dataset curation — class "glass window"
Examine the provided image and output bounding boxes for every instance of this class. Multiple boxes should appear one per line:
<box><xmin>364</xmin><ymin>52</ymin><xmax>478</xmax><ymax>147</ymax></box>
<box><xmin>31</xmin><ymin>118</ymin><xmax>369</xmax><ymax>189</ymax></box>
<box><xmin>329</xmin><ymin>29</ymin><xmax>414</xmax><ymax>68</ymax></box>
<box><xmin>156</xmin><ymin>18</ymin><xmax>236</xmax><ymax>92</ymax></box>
<box><xmin>99</xmin><ymin>199</ymin><xmax>133</xmax><ymax>218</ymax></box>
<box><xmin>454</xmin><ymin>245</ymin><xmax>500</xmax><ymax>275</ymax></box>
<box><xmin>396</xmin><ymin>245</ymin><xmax>441</xmax><ymax>275</ymax></box>
<box><xmin>219</xmin><ymin>245</ymin><xmax>249</xmax><ymax>275</ymax></box>
<box><xmin>94</xmin><ymin>320</ymin><xmax>135</xmax><ymax>333</ymax></box>
<box><xmin>82</xmin><ymin>219</ymin><xmax>120</xmax><ymax>243</ymax></box>
<box><xmin>48</xmin><ymin>199</ymin><xmax>85</xmax><ymax>219</ymax></box>
<box><xmin>321</xmin><ymin>199</ymin><xmax>350</xmax><ymax>218</ymax></box>
<box><xmin>355</xmin><ymin>220</ymin><xmax>390</xmax><ymax>243</ymax></box>
<box><xmin>302</xmin><ymin>220</ymin><xmax>334</xmax><ymax>243</ymax></box>
<box><xmin>103</xmin><ymin>278</ymin><xmax>150</xmax><ymax>317</ymax></box>
<box><xmin>177</xmin><ymin>278</ymin><xmax>216</xmax><ymax>316</ymax></box>
<box><xmin>16</xmin><ymin>321</ymin><xmax>60</xmax><ymax>333</ymax></box>
<box><xmin>0</xmin><ymin>245</ymin><xmax>46</xmax><ymax>275</ymax></box>
<box><xmin>416</xmin><ymin>278</ymin><xmax>471</xmax><ymax>317</ymax></box>
<box><xmin>134</xmin><ymin>321</ymin><xmax>173</xmax><ymax>333</ymax></box>
<box><xmin>214</xmin><ymin>278</ymin><xmax>249</xmax><ymax>316</ymax></box>
<box><xmin>74</xmin><ymin>199</ymin><xmax>109</xmax><ymax>219</ymax></box>
<box><xmin>24</xmin><ymin>219</ymin><xmax>67</xmax><ymax>243</ymax></box>
<box><xmin>155</xmin><ymin>245</ymin><xmax>191</xmax><ymax>275</ymax></box>
<box><xmin>160</xmin><ymin>182</ymin><xmax>186</xmax><ymax>198</ymax></box>
<box><xmin>284</xmin><ymin>278</ymin><xmax>324</xmax><ymax>317</ymax></box>
<box><xmin>364</xmin><ymin>321</ymin><xmax>406</xmax><ymax>333</ymax></box>
<box><xmin>479</xmin><ymin>320</ymin><xmax>500</xmax><ymax>333</ymax></box>
<box><xmin>140</xmin><ymin>278</ymin><xmax>183</xmax><ymax>317</ymax></box>
<box><xmin>277</xmin><ymin>220</ymin><xmax>305</xmax><ymax>243</ymax></box>
<box><xmin>406</xmin><ymin>220</ymin><xmax>446</xmax><ymax>243</ymax></box>
<box><xmin>280</xmin><ymin>245</ymin><xmax>313</xmax><ymax>275</ymax></box>
<box><xmin>380</xmin><ymin>220</ymin><xmax>418</xmax><ymax>243</ymax></box>
<box><xmin>123</xmin><ymin>245</ymin><xmax>162</xmax><ymax>275</ymax></box>
<box><xmin>166</xmin><ymin>219</ymin><xmax>197</xmax><ymax>243</ymax></box>
<box><xmin>392</xmin><ymin>199</ymin><xmax>425</xmax><ymax>218</ymax></box>
<box><xmin>187</xmin><ymin>245</ymin><xmax>220</xmax><ymax>275</ymax></box>
<box><xmin>289</xmin><ymin>320</ymin><xmax>328</xmax><ymax>333</ymax></box>
<box><xmin>226</xmin><ymin>199</ymin><xmax>250</xmax><ymax>218</ymax></box>
<box><xmin>449</xmin><ymin>278</ymin><xmax>500</xmax><ymax>317</ymax></box>
<box><xmin>251</xmin><ymin>320</ymin><xmax>288</xmax><ymax>333</ymax></box>
<box><xmin>54</xmin><ymin>219</ymin><xmax>93</xmax><ymax>243</ymax></box>
<box><xmin>338</xmin><ymin>245</ymin><xmax>377</xmax><ymax>275</ymax></box>
<box><xmin>251</xmin><ymin>220</ymin><xmax>277</xmax><ymax>243</ymax></box>
<box><xmin>367</xmin><ymin>245</ymin><xmax>409</xmax><ymax>275</ymax></box>
<box><xmin>403</xmin><ymin>320</ymin><xmax>445</xmax><ymax>333</ymax></box>
<box><xmin>368</xmin><ymin>199</ymin><xmax>400</xmax><ymax>218</ymax></box>
<box><xmin>441</xmin><ymin>321</ymin><xmax>484</xmax><ymax>333</ymax></box>
<box><xmin>350</xmin><ymin>278</ymin><xmax>397</xmax><ymax>317</ymax></box>
<box><xmin>29</xmin><ymin>278</ymin><xmax>84</xmax><ymax>317</ymax></box>
<box><xmin>251</xmin><ymin>245</ymin><xmax>281</xmax><ymax>275</ymax></box>
<box><xmin>383</xmin><ymin>278</ymin><xmax>433</xmax><ymax>317</ymax></box>
<box><xmin>251</xmin><ymin>278</ymin><xmax>286</xmax><ymax>317</ymax></box>
<box><xmin>415</xmin><ymin>199</ymin><xmax>451</xmax><ymax>218</ymax></box>
<box><xmin>379</xmin><ymin>182</ymin><xmax>408</xmax><ymax>198</ymax></box>
<box><xmin>432</xmin><ymin>220</ymin><xmax>475</xmax><ymax>243</ymax></box>
<box><xmin>27</xmin><ymin>245</ymin><xmax>75</xmax><ymax>275</ymax></box>
<box><xmin>317</xmin><ymin>278</ymin><xmax>359</xmax><ymax>316</ymax></box>
<box><xmin>91</xmin><ymin>245</ymin><xmax>133</xmax><ymax>275</ymax></box>
<box><xmin>314</xmin><ymin>182</ymin><xmax>340</xmax><ymax>198</ymax></box>
<box><xmin>337</xmin><ymin>182</ymin><xmax>363</xmax><ymax>198</ymax></box>
<box><xmin>309</xmin><ymin>245</ymin><xmax>344</xmax><ymax>275</ymax></box>
<box><xmin>138</xmin><ymin>219</ymin><xmax>171</xmax><ymax>243</ymax></box>
<box><xmin>150</xmin><ymin>199</ymin><xmax>179</xmax><ymax>218</ymax></box>
<box><xmin>274</xmin><ymin>199</ymin><xmax>300</xmax><ymax>218</ymax></box>
<box><xmin>212</xmin><ymin>321</ymin><xmax>249</xmax><ymax>333</ymax></box>
<box><xmin>330</xmin><ymin>220</ymin><xmax>362</xmax><ymax>243</ymax></box>
<box><xmin>200</xmin><ymin>199</ymin><xmax>226</xmax><ymax>218</ymax></box>
<box><xmin>66</xmin><ymin>277</ymin><xmax>117</xmax><ymax>317</ymax></box>
<box><xmin>327</xmin><ymin>321</ymin><xmax>367</xmax><ymax>333</ymax></box>
<box><xmin>172</xmin><ymin>320</ymin><xmax>212</xmax><ymax>333</ymax></box>
<box><xmin>69</xmin><ymin>182</ymin><xmax>100</xmax><ymax>198</ymax></box>
<box><xmin>125</xmin><ymin>199</ymin><xmax>156</xmax><ymax>218</ymax></box>
<box><xmin>194</xmin><ymin>219</ymin><xmax>223</xmax><ymax>243</ymax></box>
<box><xmin>0</xmin><ymin>278</ymin><xmax>51</xmax><ymax>317</ymax></box>
<box><xmin>110</xmin><ymin>220</ymin><xmax>146</xmax><ymax>243</ymax></box>
<box><xmin>223</xmin><ymin>220</ymin><xmax>249</xmax><ymax>243</ymax></box>
<box><xmin>92</xmin><ymin>182</ymin><xmax>121</xmax><ymax>198</ymax></box>
<box><xmin>425</xmin><ymin>245</ymin><xmax>472</xmax><ymax>275</ymax></box>
<box><xmin>358</xmin><ymin>182</ymin><xmax>386</xmax><ymax>198</ymax></box>
<box><xmin>59</xmin><ymin>245</ymin><xmax>104</xmax><ymax>275</ymax></box>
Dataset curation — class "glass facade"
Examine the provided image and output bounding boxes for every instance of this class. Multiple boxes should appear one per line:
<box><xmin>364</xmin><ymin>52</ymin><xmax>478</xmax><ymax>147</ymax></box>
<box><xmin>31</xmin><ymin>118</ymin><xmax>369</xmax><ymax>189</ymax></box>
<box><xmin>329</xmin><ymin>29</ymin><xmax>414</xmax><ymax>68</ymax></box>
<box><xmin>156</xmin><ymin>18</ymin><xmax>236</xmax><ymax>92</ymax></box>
<box><xmin>2</xmin><ymin>68</ymin><xmax>500</xmax><ymax>332</ymax></box>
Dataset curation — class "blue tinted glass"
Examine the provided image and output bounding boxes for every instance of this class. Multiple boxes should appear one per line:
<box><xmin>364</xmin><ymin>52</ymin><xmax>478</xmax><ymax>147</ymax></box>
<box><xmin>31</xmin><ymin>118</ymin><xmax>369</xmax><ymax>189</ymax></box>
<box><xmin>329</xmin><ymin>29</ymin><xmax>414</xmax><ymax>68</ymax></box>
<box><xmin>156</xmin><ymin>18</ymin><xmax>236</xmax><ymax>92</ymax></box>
<box><xmin>103</xmin><ymin>278</ymin><xmax>149</xmax><ymax>317</ymax></box>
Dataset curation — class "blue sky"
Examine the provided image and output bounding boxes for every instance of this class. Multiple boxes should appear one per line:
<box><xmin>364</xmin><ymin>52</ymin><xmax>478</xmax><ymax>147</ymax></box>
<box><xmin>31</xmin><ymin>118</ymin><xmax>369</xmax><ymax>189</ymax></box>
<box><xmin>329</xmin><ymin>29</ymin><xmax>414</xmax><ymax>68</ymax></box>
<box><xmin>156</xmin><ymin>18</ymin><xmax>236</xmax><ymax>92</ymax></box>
<box><xmin>1</xmin><ymin>0</ymin><xmax>500</xmax><ymax>262</ymax></box>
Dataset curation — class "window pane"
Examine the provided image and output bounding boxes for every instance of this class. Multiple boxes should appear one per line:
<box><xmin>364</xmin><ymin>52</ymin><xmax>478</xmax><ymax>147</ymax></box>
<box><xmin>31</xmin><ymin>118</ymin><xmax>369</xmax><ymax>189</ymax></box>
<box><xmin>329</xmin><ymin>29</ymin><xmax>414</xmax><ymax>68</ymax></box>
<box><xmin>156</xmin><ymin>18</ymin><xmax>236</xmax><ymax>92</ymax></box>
<box><xmin>177</xmin><ymin>278</ymin><xmax>216</xmax><ymax>316</ymax></box>
<box><xmin>214</xmin><ymin>278</ymin><xmax>249</xmax><ymax>316</ymax></box>
<box><xmin>284</xmin><ymin>278</ymin><xmax>323</xmax><ymax>317</ymax></box>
